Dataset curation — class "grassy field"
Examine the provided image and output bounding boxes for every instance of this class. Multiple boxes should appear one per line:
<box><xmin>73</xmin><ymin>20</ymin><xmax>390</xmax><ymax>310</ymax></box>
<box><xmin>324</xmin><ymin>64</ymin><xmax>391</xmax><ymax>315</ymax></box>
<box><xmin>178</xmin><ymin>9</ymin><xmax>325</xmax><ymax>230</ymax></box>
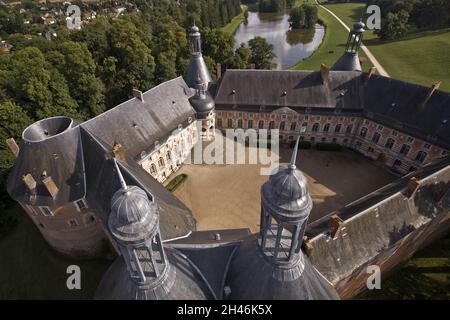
<box><xmin>359</xmin><ymin>233</ymin><xmax>450</xmax><ymax>300</ymax></box>
<box><xmin>221</xmin><ymin>5</ymin><xmax>248</xmax><ymax>35</ymax></box>
<box><xmin>291</xmin><ymin>1</ymin><xmax>373</xmax><ymax>71</ymax></box>
<box><xmin>0</xmin><ymin>205</ymin><xmax>112</xmax><ymax>299</ymax></box>
<box><xmin>321</xmin><ymin>1</ymin><xmax>450</xmax><ymax>92</ymax></box>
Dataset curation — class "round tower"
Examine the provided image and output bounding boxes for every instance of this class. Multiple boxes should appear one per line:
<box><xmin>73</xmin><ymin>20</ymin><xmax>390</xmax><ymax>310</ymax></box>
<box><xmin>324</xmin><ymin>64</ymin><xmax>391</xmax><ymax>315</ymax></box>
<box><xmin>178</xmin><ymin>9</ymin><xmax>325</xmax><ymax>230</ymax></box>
<box><xmin>95</xmin><ymin>160</ymin><xmax>213</xmax><ymax>300</ymax></box>
<box><xmin>6</xmin><ymin>116</ymin><xmax>108</xmax><ymax>258</ymax></box>
<box><xmin>331</xmin><ymin>21</ymin><xmax>365</xmax><ymax>72</ymax></box>
<box><xmin>225</xmin><ymin>139</ymin><xmax>339</xmax><ymax>300</ymax></box>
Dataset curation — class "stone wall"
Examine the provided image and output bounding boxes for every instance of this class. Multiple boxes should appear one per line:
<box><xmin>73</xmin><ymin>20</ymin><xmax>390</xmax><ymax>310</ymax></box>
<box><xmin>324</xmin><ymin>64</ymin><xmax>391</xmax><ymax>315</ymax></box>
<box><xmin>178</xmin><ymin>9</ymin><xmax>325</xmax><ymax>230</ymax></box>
<box><xmin>306</xmin><ymin>164</ymin><xmax>450</xmax><ymax>299</ymax></box>
<box><xmin>21</xmin><ymin>198</ymin><xmax>110</xmax><ymax>258</ymax></box>
<box><xmin>216</xmin><ymin>110</ymin><xmax>448</xmax><ymax>174</ymax></box>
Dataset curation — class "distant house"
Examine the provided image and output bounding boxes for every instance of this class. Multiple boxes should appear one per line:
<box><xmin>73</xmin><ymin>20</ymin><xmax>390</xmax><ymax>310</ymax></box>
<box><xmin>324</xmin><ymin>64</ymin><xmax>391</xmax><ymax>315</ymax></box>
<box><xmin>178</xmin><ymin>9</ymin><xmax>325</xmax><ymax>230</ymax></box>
<box><xmin>42</xmin><ymin>17</ymin><xmax>57</xmax><ymax>25</ymax></box>
<box><xmin>0</xmin><ymin>40</ymin><xmax>13</xmax><ymax>54</ymax></box>
<box><xmin>83</xmin><ymin>10</ymin><xmax>97</xmax><ymax>21</ymax></box>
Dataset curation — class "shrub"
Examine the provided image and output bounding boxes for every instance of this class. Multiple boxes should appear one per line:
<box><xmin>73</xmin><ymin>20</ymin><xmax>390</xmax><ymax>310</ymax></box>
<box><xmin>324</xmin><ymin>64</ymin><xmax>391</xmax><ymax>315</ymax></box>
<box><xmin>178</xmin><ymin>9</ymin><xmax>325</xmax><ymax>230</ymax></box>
<box><xmin>166</xmin><ymin>174</ymin><xmax>188</xmax><ymax>193</ymax></box>
<box><xmin>316</xmin><ymin>143</ymin><xmax>342</xmax><ymax>151</ymax></box>
<box><xmin>291</xmin><ymin>140</ymin><xmax>312</xmax><ymax>149</ymax></box>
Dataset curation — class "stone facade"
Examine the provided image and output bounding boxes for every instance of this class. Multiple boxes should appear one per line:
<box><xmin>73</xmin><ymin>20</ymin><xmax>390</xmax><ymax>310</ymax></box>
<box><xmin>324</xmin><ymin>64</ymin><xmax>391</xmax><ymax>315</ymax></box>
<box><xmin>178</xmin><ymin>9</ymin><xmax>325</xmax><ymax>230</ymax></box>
<box><xmin>139</xmin><ymin>121</ymin><xmax>199</xmax><ymax>183</ymax></box>
<box><xmin>21</xmin><ymin>198</ymin><xmax>109</xmax><ymax>258</ymax></box>
<box><xmin>216</xmin><ymin>109</ymin><xmax>448</xmax><ymax>174</ymax></box>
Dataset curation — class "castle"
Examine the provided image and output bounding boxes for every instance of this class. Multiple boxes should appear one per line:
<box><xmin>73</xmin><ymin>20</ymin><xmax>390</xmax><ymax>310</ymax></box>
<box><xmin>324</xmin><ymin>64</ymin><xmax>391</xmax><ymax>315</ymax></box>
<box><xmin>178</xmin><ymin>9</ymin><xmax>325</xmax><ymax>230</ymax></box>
<box><xmin>6</xmin><ymin>23</ymin><xmax>450</xmax><ymax>299</ymax></box>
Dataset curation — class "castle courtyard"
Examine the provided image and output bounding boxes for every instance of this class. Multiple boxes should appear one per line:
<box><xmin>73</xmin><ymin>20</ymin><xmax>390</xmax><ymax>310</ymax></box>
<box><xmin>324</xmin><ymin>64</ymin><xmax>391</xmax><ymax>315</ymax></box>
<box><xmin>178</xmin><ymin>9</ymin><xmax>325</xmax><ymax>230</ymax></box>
<box><xmin>173</xmin><ymin>141</ymin><xmax>397</xmax><ymax>233</ymax></box>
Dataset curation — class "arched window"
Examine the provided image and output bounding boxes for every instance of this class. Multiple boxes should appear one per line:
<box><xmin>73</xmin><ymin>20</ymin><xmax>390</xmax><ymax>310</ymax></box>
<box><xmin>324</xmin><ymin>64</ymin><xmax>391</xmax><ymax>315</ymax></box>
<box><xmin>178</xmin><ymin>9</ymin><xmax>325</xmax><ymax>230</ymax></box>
<box><xmin>312</xmin><ymin>123</ymin><xmax>319</xmax><ymax>132</ymax></box>
<box><xmin>227</xmin><ymin>118</ymin><xmax>233</xmax><ymax>128</ymax></box>
<box><xmin>385</xmin><ymin>138</ymin><xmax>395</xmax><ymax>149</ymax></box>
<box><xmin>372</xmin><ymin>132</ymin><xmax>381</xmax><ymax>144</ymax></box>
<box><xmin>346</xmin><ymin>124</ymin><xmax>353</xmax><ymax>134</ymax></box>
<box><xmin>248</xmin><ymin>120</ymin><xmax>253</xmax><ymax>128</ymax></box>
<box><xmin>166</xmin><ymin>151</ymin><xmax>171</xmax><ymax>161</ymax></box>
<box><xmin>237</xmin><ymin>119</ymin><xmax>243</xmax><ymax>128</ymax></box>
<box><xmin>290</xmin><ymin>122</ymin><xmax>296</xmax><ymax>131</ymax></box>
<box><xmin>323</xmin><ymin>123</ymin><xmax>330</xmax><ymax>132</ymax></box>
<box><xmin>280</xmin><ymin>121</ymin><xmax>285</xmax><ymax>131</ymax></box>
<box><xmin>360</xmin><ymin>127</ymin><xmax>368</xmax><ymax>138</ymax></box>
<box><xmin>415</xmin><ymin>151</ymin><xmax>427</xmax><ymax>163</ymax></box>
<box><xmin>150</xmin><ymin>164</ymin><xmax>157</xmax><ymax>175</ymax></box>
<box><xmin>335</xmin><ymin>124</ymin><xmax>342</xmax><ymax>133</ymax></box>
<box><xmin>400</xmin><ymin>144</ymin><xmax>410</xmax><ymax>156</ymax></box>
<box><xmin>269</xmin><ymin>121</ymin><xmax>275</xmax><ymax>130</ymax></box>
<box><xmin>158</xmin><ymin>157</ymin><xmax>165</xmax><ymax>168</ymax></box>
<box><xmin>217</xmin><ymin>118</ymin><xmax>222</xmax><ymax>127</ymax></box>
<box><xmin>258</xmin><ymin>120</ymin><xmax>264</xmax><ymax>129</ymax></box>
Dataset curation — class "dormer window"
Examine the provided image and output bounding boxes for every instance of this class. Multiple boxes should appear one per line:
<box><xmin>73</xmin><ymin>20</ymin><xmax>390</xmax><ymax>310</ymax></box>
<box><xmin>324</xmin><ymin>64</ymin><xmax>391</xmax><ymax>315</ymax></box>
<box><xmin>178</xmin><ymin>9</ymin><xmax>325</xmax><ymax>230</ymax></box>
<box><xmin>75</xmin><ymin>199</ymin><xmax>87</xmax><ymax>212</ymax></box>
<box><xmin>39</xmin><ymin>206</ymin><xmax>53</xmax><ymax>217</ymax></box>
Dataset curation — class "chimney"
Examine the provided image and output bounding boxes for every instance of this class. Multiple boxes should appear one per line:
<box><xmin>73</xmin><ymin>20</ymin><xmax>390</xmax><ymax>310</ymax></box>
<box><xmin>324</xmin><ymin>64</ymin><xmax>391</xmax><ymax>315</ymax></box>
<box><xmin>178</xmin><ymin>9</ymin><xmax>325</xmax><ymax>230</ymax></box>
<box><xmin>320</xmin><ymin>64</ymin><xmax>329</xmax><ymax>84</ymax></box>
<box><xmin>112</xmin><ymin>142</ymin><xmax>126</xmax><ymax>161</ymax></box>
<box><xmin>329</xmin><ymin>214</ymin><xmax>345</xmax><ymax>240</ymax></box>
<box><xmin>406</xmin><ymin>177</ymin><xmax>421</xmax><ymax>199</ymax></box>
<box><xmin>6</xmin><ymin>138</ymin><xmax>19</xmax><ymax>157</ymax></box>
<box><xmin>367</xmin><ymin>67</ymin><xmax>377</xmax><ymax>81</ymax></box>
<box><xmin>22</xmin><ymin>174</ymin><xmax>37</xmax><ymax>191</ymax></box>
<box><xmin>133</xmin><ymin>89</ymin><xmax>144</xmax><ymax>102</ymax></box>
<box><xmin>43</xmin><ymin>176</ymin><xmax>59</xmax><ymax>199</ymax></box>
<box><xmin>301</xmin><ymin>236</ymin><xmax>313</xmax><ymax>256</ymax></box>
<box><xmin>216</xmin><ymin>63</ymin><xmax>222</xmax><ymax>80</ymax></box>
<box><xmin>422</xmin><ymin>82</ymin><xmax>441</xmax><ymax>106</ymax></box>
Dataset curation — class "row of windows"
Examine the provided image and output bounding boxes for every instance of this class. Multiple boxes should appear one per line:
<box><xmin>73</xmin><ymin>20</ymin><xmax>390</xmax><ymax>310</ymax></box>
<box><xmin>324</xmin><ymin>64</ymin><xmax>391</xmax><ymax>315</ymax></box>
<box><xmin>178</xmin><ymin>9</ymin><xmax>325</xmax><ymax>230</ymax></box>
<box><xmin>359</xmin><ymin>127</ymin><xmax>429</xmax><ymax>163</ymax></box>
<box><xmin>218</xmin><ymin>119</ymin><xmax>354</xmax><ymax>134</ymax></box>
<box><xmin>37</xmin><ymin>215</ymin><xmax>96</xmax><ymax>229</ymax></box>
<box><xmin>217</xmin><ymin>112</ymin><xmax>357</xmax><ymax>123</ymax></box>
<box><xmin>28</xmin><ymin>199</ymin><xmax>88</xmax><ymax>217</ymax></box>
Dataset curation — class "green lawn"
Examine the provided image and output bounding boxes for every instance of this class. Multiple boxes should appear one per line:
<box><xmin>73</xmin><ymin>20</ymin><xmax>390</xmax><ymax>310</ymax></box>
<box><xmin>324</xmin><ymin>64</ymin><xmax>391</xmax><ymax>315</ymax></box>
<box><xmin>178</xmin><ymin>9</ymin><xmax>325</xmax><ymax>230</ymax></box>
<box><xmin>221</xmin><ymin>5</ymin><xmax>248</xmax><ymax>35</ymax></box>
<box><xmin>0</xmin><ymin>205</ymin><xmax>112</xmax><ymax>299</ymax></box>
<box><xmin>291</xmin><ymin>1</ymin><xmax>373</xmax><ymax>71</ymax></box>
<box><xmin>321</xmin><ymin>1</ymin><xmax>450</xmax><ymax>92</ymax></box>
<box><xmin>358</xmin><ymin>233</ymin><xmax>450</xmax><ymax>300</ymax></box>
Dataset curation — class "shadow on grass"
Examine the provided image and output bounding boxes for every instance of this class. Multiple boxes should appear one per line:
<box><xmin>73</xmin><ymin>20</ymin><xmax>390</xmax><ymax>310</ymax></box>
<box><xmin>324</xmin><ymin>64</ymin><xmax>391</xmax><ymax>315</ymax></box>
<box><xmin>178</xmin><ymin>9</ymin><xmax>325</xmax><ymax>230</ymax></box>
<box><xmin>0</xmin><ymin>205</ymin><xmax>113</xmax><ymax>299</ymax></box>
<box><xmin>358</xmin><ymin>234</ymin><xmax>450</xmax><ymax>300</ymax></box>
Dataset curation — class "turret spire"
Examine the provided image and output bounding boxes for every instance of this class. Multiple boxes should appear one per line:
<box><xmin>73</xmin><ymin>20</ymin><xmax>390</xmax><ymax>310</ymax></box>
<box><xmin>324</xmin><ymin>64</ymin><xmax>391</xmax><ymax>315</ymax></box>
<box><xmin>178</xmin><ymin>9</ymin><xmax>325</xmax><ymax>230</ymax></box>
<box><xmin>113</xmin><ymin>158</ymin><xmax>128</xmax><ymax>191</ymax></box>
<box><xmin>289</xmin><ymin>137</ymin><xmax>300</xmax><ymax>170</ymax></box>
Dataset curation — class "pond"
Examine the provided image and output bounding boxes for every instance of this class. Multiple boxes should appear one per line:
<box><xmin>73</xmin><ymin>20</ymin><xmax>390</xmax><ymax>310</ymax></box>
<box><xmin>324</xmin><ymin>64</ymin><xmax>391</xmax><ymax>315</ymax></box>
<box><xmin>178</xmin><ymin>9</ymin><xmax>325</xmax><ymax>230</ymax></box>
<box><xmin>234</xmin><ymin>10</ymin><xmax>325</xmax><ymax>69</ymax></box>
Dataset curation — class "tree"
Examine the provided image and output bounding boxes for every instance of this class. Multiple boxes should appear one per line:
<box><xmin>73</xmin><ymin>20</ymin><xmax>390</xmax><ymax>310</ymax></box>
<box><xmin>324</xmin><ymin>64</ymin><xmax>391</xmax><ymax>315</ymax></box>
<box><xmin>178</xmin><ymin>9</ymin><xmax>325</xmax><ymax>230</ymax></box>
<box><xmin>248</xmin><ymin>36</ymin><xmax>276</xmax><ymax>69</ymax></box>
<box><xmin>229</xmin><ymin>43</ymin><xmax>252</xmax><ymax>69</ymax></box>
<box><xmin>289</xmin><ymin>7</ymin><xmax>306</xmax><ymax>29</ymax></box>
<box><xmin>48</xmin><ymin>41</ymin><xmax>105</xmax><ymax>117</ymax></box>
<box><xmin>109</xmin><ymin>19</ymin><xmax>155</xmax><ymax>106</ymax></box>
<box><xmin>378</xmin><ymin>10</ymin><xmax>410</xmax><ymax>40</ymax></box>
<box><xmin>289</xmin><ymin>4</ymin><xmax>318</xmax><ymax>29</ymax></box>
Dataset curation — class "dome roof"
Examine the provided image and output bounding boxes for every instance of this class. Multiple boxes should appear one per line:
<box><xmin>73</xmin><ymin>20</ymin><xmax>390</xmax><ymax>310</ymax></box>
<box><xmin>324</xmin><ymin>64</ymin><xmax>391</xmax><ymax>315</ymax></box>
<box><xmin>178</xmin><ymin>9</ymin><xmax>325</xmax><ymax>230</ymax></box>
<box><xmin>261</xmin><ymin>139</ymin><xmax>312</xmax><ymax>219</ymax></box>
<box><xmin>189</xmin><ymin>91</ymin><xmax>215</xmax><ymax>114</ymax></box>
<box><xmin>109</xmin><ymin>185</ymin><xmax>159</xmax><ymax>243</ymax></box>
<box><xmin>225</xmin><ymin>235</ymin><xmax>340</xmax><ymax>300</ymax></box>
<box><xmin>262</xmin><ymin>166</ymin><xmax>312</xmax><ymax>219</ymax></box>
<box><xmin>189</xmin><ymin>25</ymin><xmax>200</xmax><ymax>35</ymax></box>
<box><xmin>353</xmin><ymin>21</ymin><xmax>365</xmax><ymax>33</ymax></box>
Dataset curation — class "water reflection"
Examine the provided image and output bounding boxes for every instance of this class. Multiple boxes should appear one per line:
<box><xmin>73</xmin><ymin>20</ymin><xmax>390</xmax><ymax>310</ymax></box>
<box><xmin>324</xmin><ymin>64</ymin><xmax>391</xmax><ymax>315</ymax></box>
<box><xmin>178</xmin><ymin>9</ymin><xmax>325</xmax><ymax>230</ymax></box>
<box><xmin>234</xmin><ymin>11</ymin><xmax>325</xmax><ymax>69</ymax></box>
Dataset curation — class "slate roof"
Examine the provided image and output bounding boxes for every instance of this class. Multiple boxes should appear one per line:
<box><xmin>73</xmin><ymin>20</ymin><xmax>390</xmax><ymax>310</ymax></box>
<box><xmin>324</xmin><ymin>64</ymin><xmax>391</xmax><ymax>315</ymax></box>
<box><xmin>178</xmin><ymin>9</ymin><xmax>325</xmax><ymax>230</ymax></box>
<box><xmin>81</xmin><ymin>77</ymin><xmax>197</xmax><ymax>159</ymax></box>
<box><xmin>224</xmin><ymin>234</ymin><xmax>340</xmax><ymax>300</ymax></box>
<box><xmin>215</xmin><ymin>70</ymin><xmax>365</xmax><ymax>110</ymax></box>
<box><xmin>80</xmin><ymin>128</ymin><xmax>195</xmax><ymax>241</ymax></box>
<box><xmin>215</xmin><ymin>70</ymin><xmax>450</xmax><ymax>149</ymax></box>
<box><xmin>7</xmin><ymin>117</ymin><xmax>85</xmax><ymax>207</ymax></box>
<box><xmin>331</xmin><ymin>51</ymin><xmax>362</xmax><ymax>72</ymax></box>
<box><xmin>95</xmin><ymin>248</ymin><xmax>215</xmax><ymax>300</ymax></box>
